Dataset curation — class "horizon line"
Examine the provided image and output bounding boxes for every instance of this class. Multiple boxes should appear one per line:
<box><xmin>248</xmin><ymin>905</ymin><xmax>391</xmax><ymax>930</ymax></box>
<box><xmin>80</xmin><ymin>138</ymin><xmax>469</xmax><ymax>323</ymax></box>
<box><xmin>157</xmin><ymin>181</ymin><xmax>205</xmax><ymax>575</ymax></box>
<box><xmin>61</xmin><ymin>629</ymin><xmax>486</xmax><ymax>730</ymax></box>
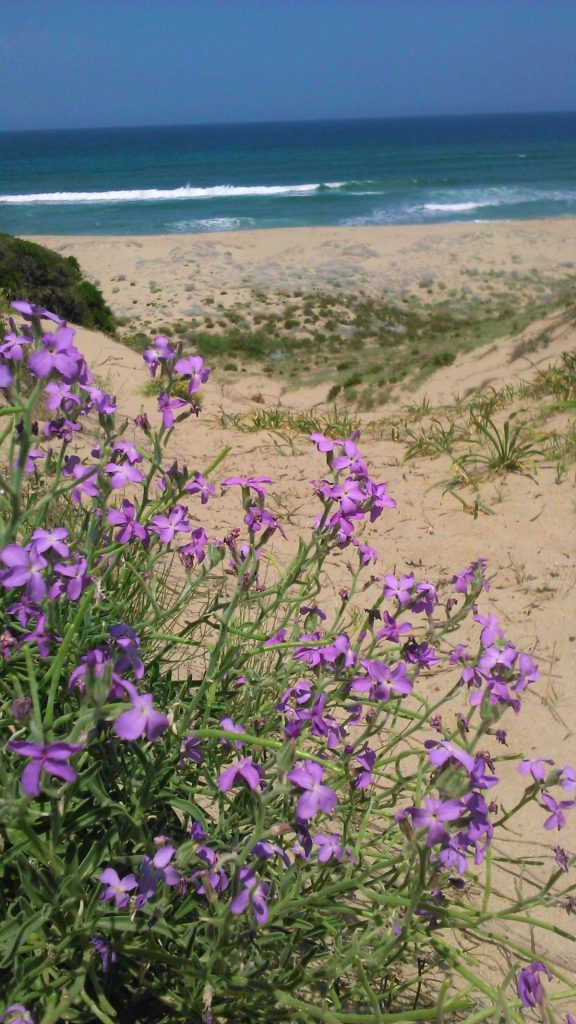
<box><xmin>2</xmin><ymin>107</ymin><xmax>576</xmax><ymax>135</ymax></box>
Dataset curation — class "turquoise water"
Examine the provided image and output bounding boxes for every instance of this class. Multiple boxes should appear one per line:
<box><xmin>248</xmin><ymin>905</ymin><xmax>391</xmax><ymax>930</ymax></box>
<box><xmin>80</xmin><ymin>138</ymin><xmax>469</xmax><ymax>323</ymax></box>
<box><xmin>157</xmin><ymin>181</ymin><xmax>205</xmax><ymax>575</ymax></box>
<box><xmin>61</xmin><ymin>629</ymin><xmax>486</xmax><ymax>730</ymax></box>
<box><xmin>0</xmin><ymin>112</ymin><xmax>575</xmax><ymax>235</ymax></box>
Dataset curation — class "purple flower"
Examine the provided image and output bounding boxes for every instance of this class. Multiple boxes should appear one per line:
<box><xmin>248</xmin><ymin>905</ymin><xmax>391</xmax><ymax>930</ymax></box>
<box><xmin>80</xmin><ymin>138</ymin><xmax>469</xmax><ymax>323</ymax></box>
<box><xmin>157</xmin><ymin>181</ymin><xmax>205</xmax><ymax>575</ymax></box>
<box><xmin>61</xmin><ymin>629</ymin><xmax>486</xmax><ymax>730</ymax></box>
<box><xmin>68</xmin><ymin>647</ymin><xmax>113</xmax><ymax>694</ymax></box>
<box><xmin>27</xmin><ymin>327</ymin><xmax>84</xmax><ymax>380</ymax></box>
<box><xmin>91</xmin><ymin>934</ymin><xmax>117</xmax><ymax>973</ymax></box>
<box><xmin>191</xmin><ymin>844</ymin><xmax>229</xmax><ymax>897</ymax></box>
<box><xmin>229</xmin><ymin>867</ymin><xmax>269</xmax><ymax>925</ymax></box>
<box><xmin>12</xmin><ymin>447</ymin><xmax>44</xmax><ymax>475</ymax></box>
<box><xmin>149</xmin><ymin>505</ymin><xmax>190</xmax><ymax>544</ymax></box>
<box><xmin>425</xmin><ymin>740</ymin><xmax>475</xmax><ymax>775</ymax></box>
<box><xmin>402</xmin><ymin>639</ymin><xmax>440</xmax><ymax>668</ymax></box>
<box><xmin>105</xmin><ymin>461</ymin><xmax>144</xmax><ymax>489</ymax></box>
<box><xmin>410</xmin><ymin>581</ymin><xmax>438</xmax><ymax>616</ymax></box>
<box><xmin>98</xmin><ymin>867</ymin><xmax>138</xmax><ymax>909</ymax></box>
<box><xmin>30</xmin><ymin>527</ymin><xmax>69</xmax><ymax>558</ymax></box>
<box><xmin>287</xmin><ymin>760</ymin><xmax>338</xmax><ymax>822</ymax></box>
<box><xmin>376</xmin><ymin>611</ymin><xmax>412</xmax><ymax>642</ymax></box>
<box><xmin>113</xmin><ymin>681</ymin><xmax>169</xmax><ymax>742</ymax></box>
<box><xmin>358</xmin><ymin>542</ymin><xmax>378</xmax><ymax>565</ymax></box>
<box><xmin>364</xmin><ymin>479</ymin><xmax>396</xmax><ymax>521</ymax></box>
<box><xmin>136</xmin><ymin>839</ymin><xmax>181</xmax><ymax>906</ymax></box>
<box><xmin>219</xmin><ymin>717</ymin><xmax>245</xmax><ymax>750</ymax></box>
<box><xmin>0</xmin><ymin>1007</ymin><xmax>34</xmax><ymax>1024</ymax></box>
<box><xmin>64</xmin><ymin>460</ymin><xmax>100</xmax><ymax>504</ymax></box>
<box><xmin>0</xmin><ymin>364</ymin><xmax>13</xmax><ymax>389</ymax></box>
<box><xmin>143</xmin><ymin>335</ymin><xmax>175</xmax><ymax>376</ymax></box>
<box><xmin>300</xmin><ymin>604</ymin><xmax>326</xmax><ymax>621</ymax></box>
<box><xmin>294</xmin><ymin>692</ymin><xmax>344</xmax><ymax>750</ymax></box>
<box><xmin>473</xmin><ymin>611</ymin><xmax>504</xmax><ymax>647</ymax></box>
<box><xmin>134</xmin><ymin>412</ymin><xmax>151</xmax><ymax>434</ymax></box>
<box><xmin>82</xmin><ymin>385</ymin><xmax>116</xmax><ymax>415</ymax></box>
<box><xmin>0</xmin><ymin>544</ymin><xmax>48</xmax><ymax>602</ymax></box>
<box><xmin>180</xmin><ymin>735</ymin><xmax>204</xmax><ymax>765</ymax></box>
<box><xmin>250</xmin><ymin>840</ymin><xmax>291</xmax><ymax>867</ymax></box>
<box><xmin>112</xmin><ymin>441</ymin><xmax>143</xmax><ymax>465</ymax></box>
<box><xmin>53</xmin><ymin>555</ymin><xmax>92</xmax><ymax>601</ymax></box>
<box><xmin>541</xmin><ymin>791</ymin><xmax>576</xmax><ymax>831</ymax></box>
<box><xmin>157</xmin><ymin>391</ymin><xmax>188</xmax><ymax>429</ymax></box>
<box><xmin>43</xmin><ymin>380</ymin><xmax>81</xmax><ymax>412</ymax></box>
<box><xmin>221</xmin><ymin>475</ymin><xmax>272</xmax><ymax>500</ymax></box>
<box><xmin>178</xmin><ymin>527</ymin><xmax>208</xmax><ymax>567</ymax></box>
<box><xmin>452</xmin><ymin>558</ymin><xmax>489</xmax><ymax>594</ymax></box>
<box><xmin>310</xmin><ymin>432</ymin><xmax>338</xmax><ymax>453</ymax></box>
<box><xmin>561</xmin><ymin>765</ymin><xmax>576</xmax><ymax>791</ymax></box>
<box><xmin>518</xmin><ymin>757</ymin><xmax>554</xmax><ymax>783</ymax></box>
<box><xmin>263</xmin><ymin>628</ymin><xmax>288</xmax><ymax>647</ymax></box>
<box><xmin>355</xmin><ymin>747</ymin><xmax>376</xmax><ymax>789</ymax></box>
<box><xmin>109</xmin><ymin>623</ymin><xmax>145</xmax><ymax>679</ymax></box>
<box><xmin>11</xmin><ymin>299</ymin><xmax>64</xmax><ymax>323</ymax></box>
<box><xmin>406</xmin><ymin>797</ymin><xmax>464</xmax><ymax>847</ymax></box>
<box><xmin>331</xmin><ymin>438</ymin><xmax>367</xmax><ymax>477</ymax></box>
<box><xmin>185</xmin><ymin>471</ymin><xmax>215</xmax><ymax>504</ymax></box>
<box><xmin>219</xmin><ymin>757</ymin><xmax>262</xmax><ymax>793</ymax></box>
<box><xmin>174</xmin><ymin>354</ymin><xmax>210</xmax><ymax>394</ymax></box>
<box><xmin>7</xmin><ymin>740</ymin><xmax>83</xmax><ymax>797</ymax></box>
<box><xmin>276</xmin><ymin>679</ymin><xmax>312</xmax><ymax>713</ymax></box>
<box><xmin>516</xmin><ymin>961</ymin><xmax>552</xmax><ymax>1008</ymax></box>
<box><xmin>244</xmin><ymin>505</ymin><xmax>285</xmax><ymax>537</ymax></box>
<box><xmin>294</xmin><ymin>633</ymin><xmax>355</xmax><ymax>670</ymax></box>
<box><xmin>383</xmin><ymin>574</ymin><xmax>414</xmax><ymax>607</ymax></box>
<box><xmin>107</xmin><ymin>500</ymin><xmax>148</xmax><ymax>544</ymax></box>
<box><xmin>313</xmin><ymin>833</ymin><xmax>353</xmax><ymax>863</ymax></box>
<box><xmin>1</xmin><ymin>329</ymin><xmax>32</xmax><ymax>362</ymax></box>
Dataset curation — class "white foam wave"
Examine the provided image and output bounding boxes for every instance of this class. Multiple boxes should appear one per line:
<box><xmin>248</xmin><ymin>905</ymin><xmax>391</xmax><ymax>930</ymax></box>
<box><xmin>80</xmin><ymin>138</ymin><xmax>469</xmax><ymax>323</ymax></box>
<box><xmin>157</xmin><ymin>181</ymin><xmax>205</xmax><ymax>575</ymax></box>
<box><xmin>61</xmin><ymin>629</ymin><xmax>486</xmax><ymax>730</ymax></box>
<box><xmin>424</xmin><ymin>201</ymin><xmax>481</xmax><ymax>212</ymax></box>
<box><xmin>170</xmin><ymin>217</ymin><xmax>256</xmax><ymax>232</ymax></box>
<box><xmin>0</xmin><ymin>182</ymin><xmax>346</xmax><ymax>205</ymax></box>
<box><xmin>424</xmin><ymin>188</ymin><xmax>576</xmax><ymax>215</ymax></box>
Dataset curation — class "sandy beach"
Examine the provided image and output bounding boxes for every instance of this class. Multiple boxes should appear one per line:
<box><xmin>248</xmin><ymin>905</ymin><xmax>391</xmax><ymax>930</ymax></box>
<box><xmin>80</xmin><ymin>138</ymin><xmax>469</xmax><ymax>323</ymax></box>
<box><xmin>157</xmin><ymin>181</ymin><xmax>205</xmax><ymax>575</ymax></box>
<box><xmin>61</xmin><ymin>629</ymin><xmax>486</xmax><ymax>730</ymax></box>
<box><xmin>26</xmin><ymin>218</ymin><xmax>576</xmax><ymax>325</ymax></box>
<box><xmin>23</xmin><ymin>221</ymin><xmax>576</xmax><ymax>980</ymax></box>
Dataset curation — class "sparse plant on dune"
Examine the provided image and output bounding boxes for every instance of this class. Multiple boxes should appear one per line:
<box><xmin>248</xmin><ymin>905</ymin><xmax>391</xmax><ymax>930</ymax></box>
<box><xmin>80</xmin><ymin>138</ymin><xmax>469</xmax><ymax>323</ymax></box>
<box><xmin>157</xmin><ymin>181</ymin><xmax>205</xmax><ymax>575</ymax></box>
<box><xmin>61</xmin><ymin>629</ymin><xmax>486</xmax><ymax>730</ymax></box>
<box><xmin>460</xmin><ymin>414</ymin><xmax>546</xmax><ymax>474</ymax></box>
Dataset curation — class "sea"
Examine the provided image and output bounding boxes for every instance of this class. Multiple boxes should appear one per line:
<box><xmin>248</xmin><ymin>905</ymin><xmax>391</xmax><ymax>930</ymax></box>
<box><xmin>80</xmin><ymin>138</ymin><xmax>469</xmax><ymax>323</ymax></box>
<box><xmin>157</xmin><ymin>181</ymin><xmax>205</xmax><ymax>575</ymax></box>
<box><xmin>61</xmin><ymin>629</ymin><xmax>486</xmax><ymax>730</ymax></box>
<box><xmin>1</xmin><ymin>112</ymin><xmax>575</xmax><ymax>236</ymax></box>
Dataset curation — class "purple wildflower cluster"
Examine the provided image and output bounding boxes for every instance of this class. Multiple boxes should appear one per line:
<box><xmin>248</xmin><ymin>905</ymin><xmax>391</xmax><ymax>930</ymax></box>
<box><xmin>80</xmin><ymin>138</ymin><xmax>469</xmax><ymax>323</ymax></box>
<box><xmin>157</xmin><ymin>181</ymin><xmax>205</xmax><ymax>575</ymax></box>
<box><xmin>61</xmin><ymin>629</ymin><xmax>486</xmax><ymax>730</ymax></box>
<box><xmin>1</xmin><ymin>306</ymin><xmax>214</xmax><ymax>799</ymax></box>
<box><xmin>310</xmin><ymin>432</ymin><xmax>395</xmax><ymax>556</ymax></box>
<box><xmin>2</xmin><ymin>301</ymin><xmax>573</xmax><ymax>1020</ymax></box>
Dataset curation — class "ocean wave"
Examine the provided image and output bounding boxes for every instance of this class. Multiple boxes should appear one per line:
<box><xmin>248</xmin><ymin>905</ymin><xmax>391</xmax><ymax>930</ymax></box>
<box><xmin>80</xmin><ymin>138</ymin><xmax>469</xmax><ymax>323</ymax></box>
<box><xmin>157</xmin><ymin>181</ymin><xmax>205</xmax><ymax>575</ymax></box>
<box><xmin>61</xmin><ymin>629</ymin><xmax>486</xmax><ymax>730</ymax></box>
<box><xmin>170</xmin><ymin>217</ymin><xmax>256</xmax><ymax>232</ymax></box>
<box><xmin>0</xmin><ymin>182</ymin><xmax>348</xmax><ymax>205</ymax></box>
<box><xmin>424</xmin><ymin>188</ymin><xmax>576</xmax><ymax>214</ymax></box>
<box><xmin>341</xmin><ymin>187</ymin><xmax>576</xmax><ymax>227</ymax></box>
<box><xmin>424</xmin><ymin>201</ymin><xmax>483</xmax><ymax>212</ymax></box>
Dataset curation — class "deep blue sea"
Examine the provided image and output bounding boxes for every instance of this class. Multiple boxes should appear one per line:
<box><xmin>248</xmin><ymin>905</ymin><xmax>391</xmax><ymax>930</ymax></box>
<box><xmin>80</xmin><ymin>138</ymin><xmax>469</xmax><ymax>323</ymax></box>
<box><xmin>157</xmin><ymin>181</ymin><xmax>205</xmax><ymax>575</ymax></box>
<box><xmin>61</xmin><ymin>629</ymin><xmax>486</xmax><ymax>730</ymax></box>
<box><xmin>1</xmin><ymin>113</ymin><xmax>575</xmax><ymax>235</ymax></box>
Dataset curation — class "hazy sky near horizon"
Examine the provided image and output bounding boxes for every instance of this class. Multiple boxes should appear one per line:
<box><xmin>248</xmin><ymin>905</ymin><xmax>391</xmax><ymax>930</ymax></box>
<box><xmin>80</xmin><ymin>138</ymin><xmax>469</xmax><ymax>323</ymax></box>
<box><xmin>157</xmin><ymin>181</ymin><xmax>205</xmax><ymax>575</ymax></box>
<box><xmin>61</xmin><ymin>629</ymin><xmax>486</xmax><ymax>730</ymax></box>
<box><xmin>2</xmin><ymin>0</ymin><xmax>576</xmax><ymax>131</ymax></box>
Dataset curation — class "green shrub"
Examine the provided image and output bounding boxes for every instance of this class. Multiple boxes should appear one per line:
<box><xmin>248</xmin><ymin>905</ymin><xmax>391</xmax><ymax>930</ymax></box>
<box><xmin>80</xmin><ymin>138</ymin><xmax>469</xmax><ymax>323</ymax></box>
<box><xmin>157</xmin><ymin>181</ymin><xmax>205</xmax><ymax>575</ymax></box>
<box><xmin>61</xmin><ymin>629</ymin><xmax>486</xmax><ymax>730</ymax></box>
<box><xmin>0</xmin><ymin>235</ymin><xmax>116</xmax><ymax>334</ymax></box>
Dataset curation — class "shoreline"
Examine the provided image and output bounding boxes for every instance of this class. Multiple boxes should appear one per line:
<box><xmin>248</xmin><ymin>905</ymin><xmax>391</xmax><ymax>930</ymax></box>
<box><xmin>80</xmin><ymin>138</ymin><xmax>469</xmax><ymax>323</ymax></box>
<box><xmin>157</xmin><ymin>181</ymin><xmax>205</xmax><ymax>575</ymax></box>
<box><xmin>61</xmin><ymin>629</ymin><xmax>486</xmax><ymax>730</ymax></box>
<box><xmin>20</xmin><ymin>211</ymin><xmax>573</xmax><ymax>237</ymax></box>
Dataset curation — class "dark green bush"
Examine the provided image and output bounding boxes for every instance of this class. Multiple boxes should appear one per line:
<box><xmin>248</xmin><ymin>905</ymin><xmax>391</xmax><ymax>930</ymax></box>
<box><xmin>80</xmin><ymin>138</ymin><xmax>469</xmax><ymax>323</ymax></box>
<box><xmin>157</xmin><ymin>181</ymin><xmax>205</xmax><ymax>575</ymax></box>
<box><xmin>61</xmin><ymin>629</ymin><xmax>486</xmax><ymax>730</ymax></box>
<box><xmin>0</xmin><ymin>234</ymin><xmax>116</xmax><ymax>334</ymax></box>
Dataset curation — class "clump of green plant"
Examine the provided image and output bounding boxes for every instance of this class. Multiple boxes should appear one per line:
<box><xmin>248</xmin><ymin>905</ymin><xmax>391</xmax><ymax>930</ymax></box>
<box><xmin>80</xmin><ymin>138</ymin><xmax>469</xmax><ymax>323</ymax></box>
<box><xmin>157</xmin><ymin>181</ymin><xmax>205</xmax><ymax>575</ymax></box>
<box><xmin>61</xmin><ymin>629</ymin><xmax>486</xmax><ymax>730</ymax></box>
<box><xmin>0</xmin><ymin>235</ymin><xmax>115</xmax><ymax>333</ymax></box>
<box><xmin>459</xmin><ymin>414</ymin><xmax>546</xmax><ymax>473</ymax></box>
<box><xmin>219</xmin><ymin>404</ymin><xmax>360</xmax><ymax>438</ymax></box>
<box><xmin>2</xmin><ymin>302</ymin><xmax>575</xmax><ymax>1024</ymax></box>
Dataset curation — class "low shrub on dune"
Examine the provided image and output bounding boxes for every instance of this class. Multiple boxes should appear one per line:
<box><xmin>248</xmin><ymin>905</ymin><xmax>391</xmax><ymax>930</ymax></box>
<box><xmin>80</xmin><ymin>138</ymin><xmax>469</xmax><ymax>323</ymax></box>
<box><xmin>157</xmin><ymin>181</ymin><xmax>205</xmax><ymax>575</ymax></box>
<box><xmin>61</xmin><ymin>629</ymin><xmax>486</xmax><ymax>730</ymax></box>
<box><xmin>0</xmin><ymin>237</ymin><xmax>115</xmax><ymax>334</ymax></box>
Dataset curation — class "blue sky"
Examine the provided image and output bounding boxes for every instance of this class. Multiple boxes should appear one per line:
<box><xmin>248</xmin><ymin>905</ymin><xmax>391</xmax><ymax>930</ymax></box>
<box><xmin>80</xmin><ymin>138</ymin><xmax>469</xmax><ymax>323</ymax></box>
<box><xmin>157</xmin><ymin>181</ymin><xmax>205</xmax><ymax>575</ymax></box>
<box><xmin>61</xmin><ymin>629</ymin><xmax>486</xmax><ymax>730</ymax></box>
<box><xmin>1</xmin><ymin>0</ymin><xmax>576</xmax><ymax>130</ymax></box>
